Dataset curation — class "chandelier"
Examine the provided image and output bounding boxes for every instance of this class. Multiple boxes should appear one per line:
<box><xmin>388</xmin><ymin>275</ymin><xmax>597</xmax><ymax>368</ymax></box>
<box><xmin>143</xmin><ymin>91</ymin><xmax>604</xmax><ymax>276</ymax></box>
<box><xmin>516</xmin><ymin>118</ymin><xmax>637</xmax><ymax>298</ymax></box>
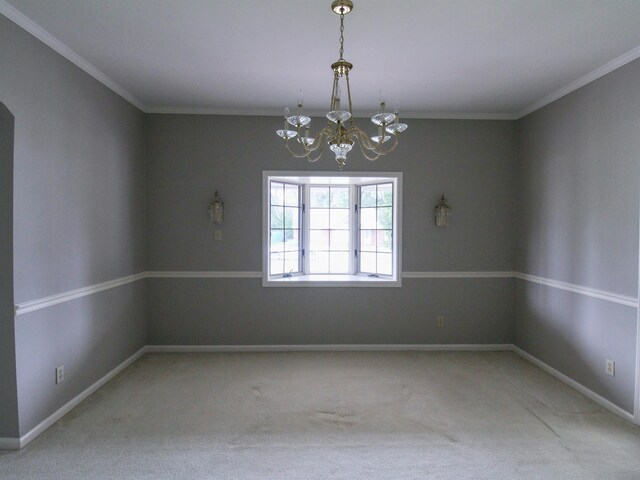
<box><xmin>275</xmin><ymin>0</ymin><xmax>408</xmax><ymax>169</ymax></box>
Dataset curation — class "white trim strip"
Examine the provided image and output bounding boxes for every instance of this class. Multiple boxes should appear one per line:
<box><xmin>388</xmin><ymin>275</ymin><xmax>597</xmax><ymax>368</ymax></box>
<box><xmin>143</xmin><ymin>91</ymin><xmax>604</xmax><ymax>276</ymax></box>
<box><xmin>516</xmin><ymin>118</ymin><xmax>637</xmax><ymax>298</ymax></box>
<box><xmin>517</xmin><ymin>44</ymin><xmax>640</xmax><ymax>118</ymax></box>
<box><xmin>148</xmin><ymin>271</ymin><xmax>261</xmax><ymax>279</ymax></box>
<box><xmin>13</xmin><ymin>271</ymin><xmax>638</xmax><ymax>316</ymax></box>
<box><xmin>0</xmin><ymin>0</ymin><xmax>145</xmax><ymax>111</ymax></box>
<box><xmin>7</xmin><ymin>347</ymin><xmax>147</xmax><ymax>450</ymax></box>
<box><xmin>403</xmin><ymin>271</ymin><xmax>514</xmax><ymax>279</ymax></box>
<box><xmin>15</xmin><ymin>273</ymin><xmax>147</xmax><ymax>316</ymax></box>
<box><xmin>149</xmin><ymin>271</ymin><xmax>512</xmax><ymax>280</ymax></box>
<box><xmin>512</xmin><ymin>346</ymin><xmax>635</xmax><ymax>424</ymax></box>
<box><xmin>514</xmin><ymin>272</ymin><xmax>638</xmax><ymax>308</ymax></box>
<box><xmin>146</xmin><ymin>344</ymin><xmax>513</xmax><ymax>354</ymax></box>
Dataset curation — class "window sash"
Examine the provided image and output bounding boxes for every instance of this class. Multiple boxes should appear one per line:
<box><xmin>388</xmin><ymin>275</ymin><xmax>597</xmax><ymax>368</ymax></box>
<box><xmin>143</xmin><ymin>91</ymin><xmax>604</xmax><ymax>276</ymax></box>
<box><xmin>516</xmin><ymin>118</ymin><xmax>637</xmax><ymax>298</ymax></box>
<box><xmin>357</xmin><ymin>182</ymin><xmax>394</xmax><ymax>277</ymax></box>
<box><xmin>304</xmin><ymin>185</ymin><xmax>354</xmax><ymax>275</ymax></box>
<box><xmin>269</xmin><ymin>181</ymin><xmax>303</xmax><ymax>277</ymax></box>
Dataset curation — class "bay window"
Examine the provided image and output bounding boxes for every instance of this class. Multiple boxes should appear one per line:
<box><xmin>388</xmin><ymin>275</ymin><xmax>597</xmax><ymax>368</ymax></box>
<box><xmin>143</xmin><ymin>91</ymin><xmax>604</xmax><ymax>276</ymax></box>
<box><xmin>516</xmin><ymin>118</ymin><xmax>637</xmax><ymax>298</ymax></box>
<box><xmin>263</xmin><ymin>171</ymin><xmax>402</xmax><ymax>287</ymax></box>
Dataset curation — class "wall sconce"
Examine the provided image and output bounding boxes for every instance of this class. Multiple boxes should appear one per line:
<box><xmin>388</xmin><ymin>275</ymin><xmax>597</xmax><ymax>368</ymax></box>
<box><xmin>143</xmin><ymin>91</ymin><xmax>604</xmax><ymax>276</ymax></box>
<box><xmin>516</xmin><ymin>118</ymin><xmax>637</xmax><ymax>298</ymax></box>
<box><xmin>208</xmin><ymin>191</ymin><xmax>224</xmax><ymax>224</ymax></box>
<box><xmin>434</xmin><ymin>195</ymin><xmax>450</xmax><ymax>227</ymax></box>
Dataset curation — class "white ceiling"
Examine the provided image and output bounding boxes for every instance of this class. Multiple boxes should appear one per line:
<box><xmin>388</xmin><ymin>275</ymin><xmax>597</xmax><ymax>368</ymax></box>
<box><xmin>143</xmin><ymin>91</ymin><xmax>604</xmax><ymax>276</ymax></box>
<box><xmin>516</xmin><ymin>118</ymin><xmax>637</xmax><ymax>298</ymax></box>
<box><xmin>3</xmin><ymin>0</ymin><xmax>640</xmax><ymax>118</ymax></box>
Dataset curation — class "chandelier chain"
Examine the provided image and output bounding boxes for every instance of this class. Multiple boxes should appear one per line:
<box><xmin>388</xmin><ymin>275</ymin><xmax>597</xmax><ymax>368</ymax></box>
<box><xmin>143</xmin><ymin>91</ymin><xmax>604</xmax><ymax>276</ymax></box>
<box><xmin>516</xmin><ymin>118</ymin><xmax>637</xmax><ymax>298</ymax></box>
<box><xmin>339</xmin><ymin>13</ymin><xmax>345</xmax><ymax>60</ymax></box>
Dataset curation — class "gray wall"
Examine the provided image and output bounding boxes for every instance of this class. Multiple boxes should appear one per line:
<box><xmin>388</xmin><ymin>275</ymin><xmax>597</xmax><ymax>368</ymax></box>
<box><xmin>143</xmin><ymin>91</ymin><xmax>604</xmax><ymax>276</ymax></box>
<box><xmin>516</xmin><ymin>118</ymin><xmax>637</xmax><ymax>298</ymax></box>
<box><xmin>0</xmin><ymin>103</ymin><xmax>19</xmax><ymax>438</ymax></box>
<box><xmin>146</xmin><ymin>114</ymin><xmax>517</xmax><ymax>345</ymax></box>
<box><xmin>515</xmin><ymin>58</ymin><xmax>640</xmax><ymax>414</ymax></box>
<box><xmin>0</xmin><ymin>16</ymin><xmax>147</xmax><ymax>436</ymax></box>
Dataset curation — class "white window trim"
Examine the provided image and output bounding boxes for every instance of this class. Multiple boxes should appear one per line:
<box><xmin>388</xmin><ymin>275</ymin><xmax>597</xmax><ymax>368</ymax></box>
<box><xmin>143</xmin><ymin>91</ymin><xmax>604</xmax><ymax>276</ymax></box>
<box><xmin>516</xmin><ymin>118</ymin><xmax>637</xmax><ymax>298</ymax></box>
<box><xmin>262</xmin><ymin>171</ymin><xmax>403</xmax><ymax>287</ymax></box>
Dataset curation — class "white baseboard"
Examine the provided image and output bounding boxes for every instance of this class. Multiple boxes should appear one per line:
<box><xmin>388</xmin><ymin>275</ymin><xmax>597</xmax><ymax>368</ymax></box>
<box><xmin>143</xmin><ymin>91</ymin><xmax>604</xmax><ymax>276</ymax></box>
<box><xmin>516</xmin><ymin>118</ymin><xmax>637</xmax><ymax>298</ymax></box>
<box><xmin>512</xmin><ymin>346</ymin><xmax>635</xmax><ymax>424</ymax></box>
<box><xmin>10</xmin><ymin>346</ymin><xmax>147</xmax><ymax>450</ymax></box>
<box><xmin>145</xmin><ymin>344</ymin><xmax>513</xmax><ymax>353</ymax></box>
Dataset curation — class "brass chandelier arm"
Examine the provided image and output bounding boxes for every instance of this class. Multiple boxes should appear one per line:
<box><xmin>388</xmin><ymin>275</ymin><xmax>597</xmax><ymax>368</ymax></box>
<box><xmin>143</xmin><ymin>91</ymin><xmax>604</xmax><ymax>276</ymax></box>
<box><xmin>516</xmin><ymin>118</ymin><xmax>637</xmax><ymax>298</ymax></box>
<box><xmin>352</xmin><ymin>126</ymin><xmax>399</xmax><ymax>155</ymax></box>
<box><xmin>356</xmin><ymin>141</ymin><xmax>383</xmax><ymax>161</ymax></box>
<box><xmin>345</xmin><ymin>73</ymin><xmax>354</xmax><ymax>119</ymax></box>
<box><xmin>330</xmin><ymin>74</ymin><xmax>339</xmax><ymax>110</ymax></box>
<box><xmin>305</xmin><ymin>144</ymin><xmax>325</xmax><ymax>163</ymax></box>
<box><xmin>284</xmin><ymin>141</ymin><xmax>317</xmax><ymax>159</ymax></box>
<box><xmin>285</xmin><ymin>140</ymin><xmax>325</xmax><ymax>162</ymax></box>
<box><xmin>305</xmin><ymin>125</ymin><xmax>333</xmax><ymax>151</ymax></box>
<box><xmin>284</xmin><ymin>126</ymin><xmax>332</xmax><ymax>160</ymax></box>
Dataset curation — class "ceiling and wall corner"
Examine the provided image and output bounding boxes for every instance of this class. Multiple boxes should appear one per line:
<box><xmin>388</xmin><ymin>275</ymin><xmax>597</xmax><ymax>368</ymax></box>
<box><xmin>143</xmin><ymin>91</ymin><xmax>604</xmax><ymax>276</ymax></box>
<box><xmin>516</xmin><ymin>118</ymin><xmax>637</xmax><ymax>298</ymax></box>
<box><xmin>2</xmin><ymin>0</ymin><xmax>640</xmax><ymax>119</ymax></box>
<box><xmin>637</xmin><ymin>206</ymin><xmax>640</xmax><ymax>425</ymax></box>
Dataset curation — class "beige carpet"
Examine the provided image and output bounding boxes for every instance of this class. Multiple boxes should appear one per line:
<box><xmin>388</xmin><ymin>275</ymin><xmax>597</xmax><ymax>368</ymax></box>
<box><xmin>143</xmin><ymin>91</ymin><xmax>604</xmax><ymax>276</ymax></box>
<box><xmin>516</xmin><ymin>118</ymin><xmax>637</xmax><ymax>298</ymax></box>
<box><xmin>1</xmin><ymin>351</ymin><xmax>639</xmax><ymax>479</ymax></box>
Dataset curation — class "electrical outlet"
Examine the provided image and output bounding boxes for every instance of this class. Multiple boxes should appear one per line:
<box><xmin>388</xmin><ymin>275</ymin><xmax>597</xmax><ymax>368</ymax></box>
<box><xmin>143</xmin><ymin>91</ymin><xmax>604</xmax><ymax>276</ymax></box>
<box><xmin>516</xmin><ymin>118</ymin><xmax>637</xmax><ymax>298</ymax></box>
<box><xmin>55</xmin><ymin>365</ymin><xmax>64</xmax><ymax>384</ymax></box>
<box><xmin>437</xmin><ymin>316</ymin><xmax>444</xmax><ymax>328</ymax></box>
<box><xmin>214</xmin><ymin>230</ymin><xmax>222</xmax><ymax>241</ymax></box>
<box><xmin>605</xmin><ymin>359</ymin><xmax>615</xmax><ymax>377</ymax></box>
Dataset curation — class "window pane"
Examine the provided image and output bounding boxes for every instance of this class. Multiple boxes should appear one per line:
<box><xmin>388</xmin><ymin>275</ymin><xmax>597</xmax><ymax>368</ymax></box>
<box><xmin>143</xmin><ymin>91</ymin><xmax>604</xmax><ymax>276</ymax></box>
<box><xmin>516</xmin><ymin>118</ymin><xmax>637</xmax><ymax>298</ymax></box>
<box><xmin>330</xmin><ymin>209</ymin><xmax>349</xmax><ymax>229</ymax></box>
<box><xmin>271</xmin><ymin>182</ymin><xmax>284</xmax><ymax>206</ymax></box>
<box><xmin>377</xmin><ymin>230</ymin><xmax>392</xmax><ymax>252</ymax></box>
<box><xmin>284</xmin><ymin>184</ymin><xmax>299</xmax><ymax>206</ymax></box>
<box><xmin>376</xmin><ymin>183</ymin><xmax>393</xmax><ymax>206</ymax></box>
<box><xmin>360</xmin><ymin>208</ymin><xmax>376</xmax><ymax>229</ymax></box>
<box><xmin>284</xmin><ymin>207</ymin><xmax>299</xmax><ymax>229</ymax></box>
<box><xmin>330</xmin><ymin>230</ymin><xmax>350</xmax><ymax>251</ymax></box>
<box><xmin>270</xmin><ymin>230</ymin><xmax>285</xmax><ymax>252</ymax></box>
<box><xmin>330</xmin><ymin>187</ymin><xmax>349</xmax><ymax>208</ymax></box>
<box><xmin>359</xmin><ymin>229</ymin><xmax>376</xmax><ymax>251</ymax></box>
<box><xmin>377</xmin><ymin>253</ymin><xmax>392</xmax><ymax>275</ymax></box>
<box><xmin>360</xmin><ymin>252</ymin><xmax>376</xmax><ymax>273</ymax></box>
<box><xmin>330</xmin><ymin>252</ymin><xmax>350</xmax><ymax>273</ymax></box>
<box><xmin>284</xmin><ymin>229</ymin><xmax>299</xmax><ymax>251</ymax></box>
<box><xmin>284</xmin><ymin>252</ymin><xmax>299</xmax><ymax>273</ymax></box>
<box><xmin>377</xmin><ymin>207</ymin><xmax>392</xmax><ymax>229</ymax></box>
<box><xmin>310</xmin><ymin>187</ymin><xmax>329</xmax><ymax>208</ymax></box>
<box><xmin>270</xmin><ymin>206</ymin><xmax>284</xmax><ymax>228</ymax></box>
<box><xmin>310</xmin><ymin>230</ymin><xmax>329</xmax><ymax>250</ymax></box>
<box><xmin>270</xmin><ymin>252</ymin><xmax>284</xmax><ymax>275</ymax></box>
<box><xmin>361</xmin><ymin>185</ymin><xmax>376</xmax><ymax>207</ymax></box>
<box><xmin>310</xmin><ymin>208</ymin><xmax>329</xmax><ymax>229</ymax></box>
<box><xmin>310</xmin><ymin>251</ymin><xmax>329</xmax><ymax>273</ymax></box>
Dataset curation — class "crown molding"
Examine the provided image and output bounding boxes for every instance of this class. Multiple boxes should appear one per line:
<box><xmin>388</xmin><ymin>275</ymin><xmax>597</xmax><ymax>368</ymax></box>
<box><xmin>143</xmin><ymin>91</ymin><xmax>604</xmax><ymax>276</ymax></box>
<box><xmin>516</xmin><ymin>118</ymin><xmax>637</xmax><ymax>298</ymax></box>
<box><xmin>0</xmin><ymin>0</ymin><xmax>146</xmax><ymax>111</ymax></box>
<box><xmin>145</xmin><ymin>106</ymin><xmax>518</xmax><ymax>120</ymax></box>
<box><xmin>517</xmin><ymin>44</ymin><xmax>640</xmax><ymax>118</ymax></box>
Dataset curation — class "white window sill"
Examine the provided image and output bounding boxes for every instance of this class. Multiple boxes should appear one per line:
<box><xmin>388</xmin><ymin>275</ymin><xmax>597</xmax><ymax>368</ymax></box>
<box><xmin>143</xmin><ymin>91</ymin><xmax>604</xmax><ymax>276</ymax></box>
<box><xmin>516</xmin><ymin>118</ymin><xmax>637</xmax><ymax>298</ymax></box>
<box><xmin>263</xmin><ymin>274</ymin><xmax>401</xmax><ymax>287</ymax></box>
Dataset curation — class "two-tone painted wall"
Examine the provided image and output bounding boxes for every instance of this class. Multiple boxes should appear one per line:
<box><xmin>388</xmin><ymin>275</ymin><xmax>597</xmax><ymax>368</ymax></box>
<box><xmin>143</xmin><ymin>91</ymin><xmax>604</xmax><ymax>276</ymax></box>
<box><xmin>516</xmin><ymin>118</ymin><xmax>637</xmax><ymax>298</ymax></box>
<box><xmin>0</xmin><ymin>16</ymin><xmax>147</xmax><ymax>439</ymax></box>
<box><xmin>2</xmin><ymin>8</ymin><xmax>640</xmax><ymax>447</ymax></box>
<box><xmin>514</xmin><ymin>58</ymin><xmax>640</xmax><ymax>416</ymax></box>
<box><xmin>145</xmin><ymin>115</ymin><xmax>517</xmax><ymax>346</ymax></box>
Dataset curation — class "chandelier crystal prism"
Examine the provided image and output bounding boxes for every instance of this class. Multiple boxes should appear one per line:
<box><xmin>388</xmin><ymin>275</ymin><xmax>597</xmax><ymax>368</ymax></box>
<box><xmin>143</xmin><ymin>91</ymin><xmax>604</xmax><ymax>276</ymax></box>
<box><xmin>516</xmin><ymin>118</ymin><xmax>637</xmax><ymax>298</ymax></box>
<box><xmin>275</xmin><ymin>0</ymin><xmax>408</xmax><ymax>169</ymax></box>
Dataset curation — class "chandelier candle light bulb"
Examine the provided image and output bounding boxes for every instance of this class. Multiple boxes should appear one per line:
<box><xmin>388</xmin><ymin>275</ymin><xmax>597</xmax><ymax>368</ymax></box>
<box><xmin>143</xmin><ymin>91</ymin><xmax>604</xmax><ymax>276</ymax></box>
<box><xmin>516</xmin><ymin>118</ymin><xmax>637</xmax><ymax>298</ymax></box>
<box><xmin>275</xmin><ymin>0</ymin><xmax>407</xmax><ymax>169</ymax></box>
